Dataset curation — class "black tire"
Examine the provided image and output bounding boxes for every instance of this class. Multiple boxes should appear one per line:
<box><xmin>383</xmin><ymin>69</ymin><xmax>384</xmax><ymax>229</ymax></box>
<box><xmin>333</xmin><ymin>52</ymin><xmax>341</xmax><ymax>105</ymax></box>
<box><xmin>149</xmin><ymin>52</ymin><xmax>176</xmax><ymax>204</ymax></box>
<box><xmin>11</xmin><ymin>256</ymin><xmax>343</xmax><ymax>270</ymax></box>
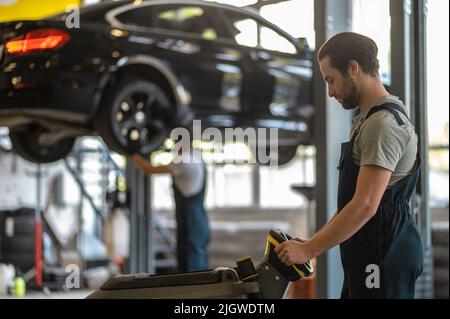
<box><xmin>96</xmin><ymin>78</ymin><xmax>172</xmax><ymax>156</ymax></box>
<box><xmin>1</xmin><ymin>237</ymin><xmax>36</xmax><ymax>253</ymax></box>
<box><xmin>9</xmin><ymin>125</ymin><xmax>75</xmax><ymax>164</ymax></box>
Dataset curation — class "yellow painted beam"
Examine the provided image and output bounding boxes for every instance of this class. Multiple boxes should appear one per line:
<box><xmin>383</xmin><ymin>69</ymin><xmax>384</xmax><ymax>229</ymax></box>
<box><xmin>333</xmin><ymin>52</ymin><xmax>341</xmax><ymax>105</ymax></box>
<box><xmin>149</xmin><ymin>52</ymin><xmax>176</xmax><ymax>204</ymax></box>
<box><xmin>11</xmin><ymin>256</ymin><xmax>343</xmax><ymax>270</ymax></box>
<box><xmin>0</xmin><ymin>0</ymin><xmax>81</xmax><ymax>23</ymax></box>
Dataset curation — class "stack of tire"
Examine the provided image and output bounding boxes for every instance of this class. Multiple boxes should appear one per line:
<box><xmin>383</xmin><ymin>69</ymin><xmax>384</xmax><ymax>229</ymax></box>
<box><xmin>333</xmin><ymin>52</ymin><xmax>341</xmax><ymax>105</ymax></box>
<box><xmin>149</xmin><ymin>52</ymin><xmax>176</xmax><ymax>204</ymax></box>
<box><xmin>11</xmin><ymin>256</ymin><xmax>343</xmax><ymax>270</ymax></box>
<box><xmin>432</xmin><ymin>221</ymin><xmax>449</xmax><ymax>299</ymax></box>
<box><xmin>0</xmin><ymin>208</ymin><xmax>37</xmax><ymax>274</ymax></box>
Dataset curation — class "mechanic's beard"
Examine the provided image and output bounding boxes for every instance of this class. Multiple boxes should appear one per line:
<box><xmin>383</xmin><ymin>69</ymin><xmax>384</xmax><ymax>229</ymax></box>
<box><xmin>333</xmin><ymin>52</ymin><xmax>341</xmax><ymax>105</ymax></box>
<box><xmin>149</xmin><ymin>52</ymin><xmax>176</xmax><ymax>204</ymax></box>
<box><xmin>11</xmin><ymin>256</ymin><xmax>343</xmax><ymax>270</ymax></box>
<box><xmin>341</xmin><ymin>83</ymin><xmax>360</xmax><ymax>110</ymax></box>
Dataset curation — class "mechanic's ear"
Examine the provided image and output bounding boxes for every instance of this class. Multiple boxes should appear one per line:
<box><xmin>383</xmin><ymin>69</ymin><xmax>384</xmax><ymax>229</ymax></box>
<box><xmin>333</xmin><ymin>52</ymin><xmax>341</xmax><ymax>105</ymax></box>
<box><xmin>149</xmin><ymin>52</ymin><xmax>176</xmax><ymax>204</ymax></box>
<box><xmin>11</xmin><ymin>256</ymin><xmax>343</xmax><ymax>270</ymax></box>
<box><xmin>347</xmin><ymin>60</ymin><xmax>359</xmax><ymax>78</ymax></box>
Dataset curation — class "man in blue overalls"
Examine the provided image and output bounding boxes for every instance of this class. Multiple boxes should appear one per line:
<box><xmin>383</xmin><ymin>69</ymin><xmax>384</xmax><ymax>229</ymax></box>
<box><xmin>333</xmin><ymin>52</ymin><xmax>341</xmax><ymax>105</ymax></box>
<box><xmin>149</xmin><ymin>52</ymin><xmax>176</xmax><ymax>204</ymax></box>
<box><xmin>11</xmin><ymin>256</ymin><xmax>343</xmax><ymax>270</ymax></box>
<box><xmin>275</xmin><ymin>32</ymin><xmax>424</xmax><ymax>298</ymax></box>
<box><xmin>132</xmin><ymin>135</ymin><xmax>210</xmax><ymax>273</ymax></box>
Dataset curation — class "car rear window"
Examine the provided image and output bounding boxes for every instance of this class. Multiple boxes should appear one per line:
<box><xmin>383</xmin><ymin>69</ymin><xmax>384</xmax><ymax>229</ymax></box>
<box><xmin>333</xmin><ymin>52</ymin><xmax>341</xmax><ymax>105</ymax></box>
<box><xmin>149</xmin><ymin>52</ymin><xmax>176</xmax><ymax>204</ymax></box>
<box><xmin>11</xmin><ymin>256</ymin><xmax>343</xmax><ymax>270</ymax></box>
<box><xmin>115</xmin><ymin>6</ymin><xmax>154</xmax><ymax>28</ymax></box>
<box><xmin>153</xmin><ymin>5</ymin><xmax>221</xmax><ymax>40</ymax></box>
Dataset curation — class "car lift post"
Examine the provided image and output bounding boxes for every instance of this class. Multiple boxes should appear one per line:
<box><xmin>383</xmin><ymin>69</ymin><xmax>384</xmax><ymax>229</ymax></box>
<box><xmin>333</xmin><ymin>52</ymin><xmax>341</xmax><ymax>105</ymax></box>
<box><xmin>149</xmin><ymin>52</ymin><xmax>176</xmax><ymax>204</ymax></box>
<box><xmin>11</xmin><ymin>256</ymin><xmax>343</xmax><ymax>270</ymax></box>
<box><xmin>34</xmin><ymin>164</ymin><xmax>43</xmax><ymax>288</ymax></box>
<box><xmin>126</xmin><ymin>160</ymin><xmax>155</xmax><ymax>274</ymax></box>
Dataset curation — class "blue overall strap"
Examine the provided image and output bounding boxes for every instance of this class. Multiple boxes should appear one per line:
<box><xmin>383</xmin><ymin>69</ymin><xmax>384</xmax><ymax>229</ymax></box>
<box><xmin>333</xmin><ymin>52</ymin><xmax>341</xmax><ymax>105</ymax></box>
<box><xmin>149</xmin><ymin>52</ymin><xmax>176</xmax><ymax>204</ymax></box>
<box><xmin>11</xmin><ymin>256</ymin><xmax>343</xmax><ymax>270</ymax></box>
<box><xmin>366</xmin><ymin>102</ymin><xmax>409</xmax><ymax>126</ymax></box>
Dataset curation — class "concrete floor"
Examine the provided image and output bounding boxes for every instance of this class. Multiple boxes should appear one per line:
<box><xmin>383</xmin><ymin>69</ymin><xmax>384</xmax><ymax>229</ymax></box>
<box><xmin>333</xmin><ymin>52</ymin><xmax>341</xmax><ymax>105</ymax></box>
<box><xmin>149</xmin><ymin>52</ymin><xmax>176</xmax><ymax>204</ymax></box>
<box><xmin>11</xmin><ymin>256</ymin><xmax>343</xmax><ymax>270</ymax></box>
<box><xmin>1</xmin><ymin>289</ymin><xmax>91</xmax><ymax>299</ymax></box>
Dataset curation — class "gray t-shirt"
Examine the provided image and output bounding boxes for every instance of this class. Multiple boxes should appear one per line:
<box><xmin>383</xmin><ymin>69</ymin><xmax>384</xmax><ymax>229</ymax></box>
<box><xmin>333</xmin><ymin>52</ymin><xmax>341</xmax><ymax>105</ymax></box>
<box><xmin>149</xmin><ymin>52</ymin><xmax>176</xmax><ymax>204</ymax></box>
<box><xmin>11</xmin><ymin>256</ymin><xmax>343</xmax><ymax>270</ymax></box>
<box><xmin>351</xmin><ymin>95</ymin><xmax>418</xmax><ymax>187</ymax></box>
<box><xmin>168</xmin><ymin>149</ymin><xmax>205</xmax><ymax>197</ymax></box>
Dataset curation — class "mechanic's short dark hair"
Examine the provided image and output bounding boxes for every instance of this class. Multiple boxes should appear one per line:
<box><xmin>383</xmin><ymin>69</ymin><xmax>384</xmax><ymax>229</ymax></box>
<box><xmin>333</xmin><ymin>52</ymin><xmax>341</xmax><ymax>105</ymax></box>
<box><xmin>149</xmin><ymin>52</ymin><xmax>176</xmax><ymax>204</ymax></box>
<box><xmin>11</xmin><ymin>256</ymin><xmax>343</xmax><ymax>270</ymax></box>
<box><xmin>318</xmin><ymin>32</ymin><xmax>380</xmax><ymax>77</ymax></box>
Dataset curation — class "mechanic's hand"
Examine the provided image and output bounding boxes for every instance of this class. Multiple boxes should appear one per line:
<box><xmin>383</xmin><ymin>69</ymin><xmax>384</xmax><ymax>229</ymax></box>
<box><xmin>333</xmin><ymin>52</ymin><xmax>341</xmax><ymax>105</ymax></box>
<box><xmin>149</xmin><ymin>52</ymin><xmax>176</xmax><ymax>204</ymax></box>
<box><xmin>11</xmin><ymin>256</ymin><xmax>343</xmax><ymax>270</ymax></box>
<box><xmin>274</xmin><ymin>240</ymin><xmax>312</xmax><ymax>266</ymax></box>
<box><xmin>293</xmin><ymin>237</ymin><xmax>308</xmax><ymax>243</ymax></box>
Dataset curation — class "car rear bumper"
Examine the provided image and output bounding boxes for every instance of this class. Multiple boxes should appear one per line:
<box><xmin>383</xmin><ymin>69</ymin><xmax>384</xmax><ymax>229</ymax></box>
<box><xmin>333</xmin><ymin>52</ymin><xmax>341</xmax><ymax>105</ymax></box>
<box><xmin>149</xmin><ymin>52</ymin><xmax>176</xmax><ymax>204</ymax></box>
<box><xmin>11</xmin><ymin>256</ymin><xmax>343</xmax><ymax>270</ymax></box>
<box><xmin>0</xmin><ymin>74</ymin><xmax>95</xmax><ymax>128</ymax></box>
<box><xmin>1</xmin><ymin>49</ymin><xmax>99</xmax><ymax>122</ymax></box>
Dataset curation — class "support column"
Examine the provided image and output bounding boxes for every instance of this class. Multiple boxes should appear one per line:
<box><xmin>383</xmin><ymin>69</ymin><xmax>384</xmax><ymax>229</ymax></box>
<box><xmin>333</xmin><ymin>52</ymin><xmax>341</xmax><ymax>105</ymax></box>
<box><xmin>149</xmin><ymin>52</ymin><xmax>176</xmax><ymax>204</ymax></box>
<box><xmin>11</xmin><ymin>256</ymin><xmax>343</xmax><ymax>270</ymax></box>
<box><xmin>390</xmin><ymin>0</ymin><xmax>433</xmax><ymax>298</ymax></box>
<box><xmin>127</xmin><ymin>161</ymin><xmax>155</xmax><ymax>274</ymax></box>
<box><xmin>313</xmin><ymin>0</ymin><xmax>353</xmax><ymax>299</ymax></box>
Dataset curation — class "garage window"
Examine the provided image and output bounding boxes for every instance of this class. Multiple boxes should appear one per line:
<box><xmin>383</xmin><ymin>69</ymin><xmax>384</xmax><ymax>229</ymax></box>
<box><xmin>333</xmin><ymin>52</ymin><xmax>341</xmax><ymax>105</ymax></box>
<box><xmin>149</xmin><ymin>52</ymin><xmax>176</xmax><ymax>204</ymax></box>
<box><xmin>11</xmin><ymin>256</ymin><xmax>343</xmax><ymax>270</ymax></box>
<box><xmin>223</xmin><ymin>9</ymin><xmax>297</xmax><ymax>54</ymax></box>
<box><xmin>151</xmin><ymin>144</ymin><xmax>314</xmax><ymax>210</ymax></box>
<box><xmin>222</xmin><ymin>10</ymin><xmax>258</xmax><ymax>47</ymax></box>
<box><xmin>260</xmin><ymin>0</ymin><xmax>315</xmax><ymax>49</ymax></box>
<box><xmin>426</xmin><ymin>0</ymin><xmax>449</xmax><ymax>208</ymax></box>
<box><xmin>260</xmin><ymin>26</ymin><xmax>296</xmax><ymax>54</ymax></box>
<box><xmin>352</xmin><ymin>0</ymin><xmax>391</xmax><ymax>85</ymax></box>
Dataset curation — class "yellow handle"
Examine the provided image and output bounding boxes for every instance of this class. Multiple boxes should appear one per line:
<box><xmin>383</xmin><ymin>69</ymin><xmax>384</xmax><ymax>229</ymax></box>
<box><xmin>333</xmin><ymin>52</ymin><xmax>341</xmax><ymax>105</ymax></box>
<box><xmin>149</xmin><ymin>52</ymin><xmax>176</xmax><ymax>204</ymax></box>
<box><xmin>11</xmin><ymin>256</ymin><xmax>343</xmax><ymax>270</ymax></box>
<box><xmin>265</xmin><ymin>234</ymin><xmax>309</xmax><ymax>278</ymax></box>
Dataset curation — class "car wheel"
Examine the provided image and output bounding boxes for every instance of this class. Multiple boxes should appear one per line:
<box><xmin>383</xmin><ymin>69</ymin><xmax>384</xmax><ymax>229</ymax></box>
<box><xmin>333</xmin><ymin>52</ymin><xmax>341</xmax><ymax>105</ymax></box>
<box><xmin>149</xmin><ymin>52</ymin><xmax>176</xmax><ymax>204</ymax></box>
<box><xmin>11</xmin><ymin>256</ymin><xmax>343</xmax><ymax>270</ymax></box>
<box><xmin>96</xmin><ymin>78</ymin><xmax>171</xmax><ymax>156</ymax></box>
<box><xmin>9</xmin><ymin>125</ymin><xmax>75</xmax><ymax>164</ymax></box>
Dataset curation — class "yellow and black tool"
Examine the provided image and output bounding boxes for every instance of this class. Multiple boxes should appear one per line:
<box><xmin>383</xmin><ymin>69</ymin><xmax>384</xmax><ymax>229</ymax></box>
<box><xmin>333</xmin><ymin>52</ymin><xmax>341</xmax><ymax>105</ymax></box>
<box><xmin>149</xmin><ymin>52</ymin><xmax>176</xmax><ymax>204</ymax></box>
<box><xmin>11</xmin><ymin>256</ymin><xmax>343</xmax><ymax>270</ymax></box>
<box><xmin>231</xmin><ymin>229</ymin><xmax>314</xmax><ymax>298</ymax></box>
<box><xmin>264</xmin><ymin>229</ymin><xmax>314</xmax><ymax>281</ymax></box>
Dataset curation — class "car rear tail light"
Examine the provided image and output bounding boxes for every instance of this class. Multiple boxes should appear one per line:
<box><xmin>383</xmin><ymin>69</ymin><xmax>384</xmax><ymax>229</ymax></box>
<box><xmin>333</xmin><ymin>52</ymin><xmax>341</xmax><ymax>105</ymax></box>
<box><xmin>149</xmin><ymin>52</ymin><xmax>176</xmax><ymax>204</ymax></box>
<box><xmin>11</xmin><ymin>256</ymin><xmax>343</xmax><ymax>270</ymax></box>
<box><xmin>6</xmin><ymin>28</ymin><xmax>70</xmax><ymax>55</ymax></box>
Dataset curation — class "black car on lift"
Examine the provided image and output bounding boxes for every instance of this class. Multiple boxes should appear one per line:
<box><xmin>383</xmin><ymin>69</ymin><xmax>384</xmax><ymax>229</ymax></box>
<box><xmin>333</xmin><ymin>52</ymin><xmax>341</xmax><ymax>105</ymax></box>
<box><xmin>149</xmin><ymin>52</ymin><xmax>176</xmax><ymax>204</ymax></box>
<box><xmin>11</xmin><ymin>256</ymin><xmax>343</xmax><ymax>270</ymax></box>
<box><xmin>0</xmin><ymin>0</ymin><xmax>314</xmax><ymax>165</ymax></box>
